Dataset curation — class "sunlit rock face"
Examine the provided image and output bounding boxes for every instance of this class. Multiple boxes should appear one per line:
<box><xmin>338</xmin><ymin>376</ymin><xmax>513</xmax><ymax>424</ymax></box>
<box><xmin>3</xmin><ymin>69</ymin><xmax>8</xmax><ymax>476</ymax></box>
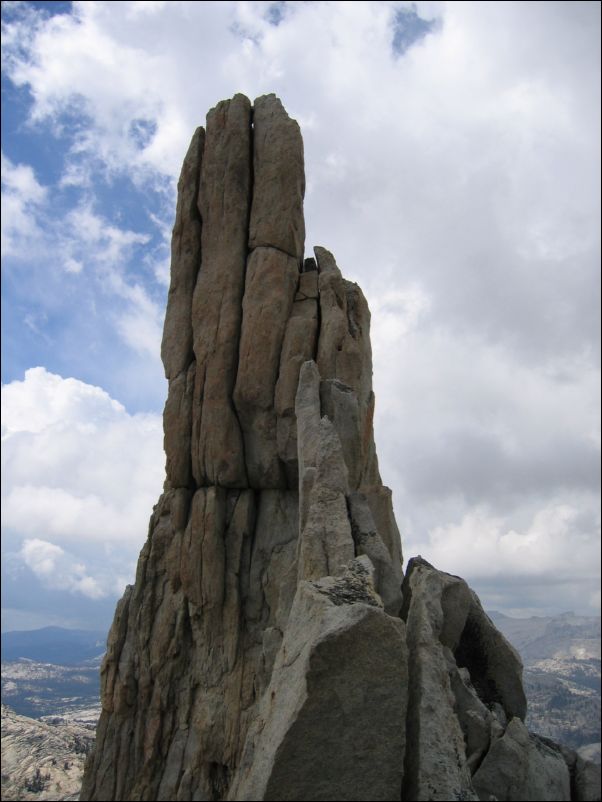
<box><xmin>80</xmin><ymin>95</ymin><xmax>600</xmax><ymax>802</ymax></box>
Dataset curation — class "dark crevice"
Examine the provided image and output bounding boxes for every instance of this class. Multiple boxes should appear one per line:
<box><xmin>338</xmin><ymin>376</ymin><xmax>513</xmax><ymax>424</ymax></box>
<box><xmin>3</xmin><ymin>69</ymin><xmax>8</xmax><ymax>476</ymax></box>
<box><xmin>191</xmin><ymin>361</ymin><xmax>206</xmax><ymax>489</ymax></box>
<box><xmin>208</xmin><ymin>762</ymin><xmax>231</xmax><ymax>801</ymax></box>
<box><xmin>454</xmin><ymin>615</ymin><xmax>502</xmax><ymax>710</ymax></box>
<box><xmin>228</xmin><ymin>392</ymin><xmax>248</xmax><ymax>485</ymax></box>
<box><xmin>190</xmin><ymin>127</ymin><xmax>206</xmax><ymax>327</ymax></box>
<box><xmin>465</xmin><ymin>736</ymin><xmax>490</xmax><ymax>778</ymax></box>
<box><xmin>395</xmin><ymin>564</ymin><xmax>415</xmax><ymax>802</ymax></box>
<box><xmin>189</xmin><ymin>126</ymin><xmax>205</xmax><ymax>294</ymax></box>
<box><xmin>313</xmin><ymin>252</ymin><xmax>322</xmax><ymax>364</ymax></box>
<box><xmin>240</xmin><ymin>489</ymin><xmax>259</xmax><ymax>611</ymax></box>
<box><xmin>246</xmin><ymin>102</ymin><xmax>255</xmax><ymax>246</ymax></box>
<box><xmin>227</xmin><ymin>102</ymin><xmax>254</xmax><ymax>489</ymax></box>
<box><xmin>345</xmin><ymin>283</ymin><xmax>360</xmax><ymax>339</ymax></box>
<box><xmin>188</xmin><ymin>129</ymin><xmax>207</xmax><ymax>490</ymax></box>
<box><xmin>345</xmin><ymin>494</ymin><xmax>360</xmax><ymax>558</ymax></box>
<box><xmin>398</xmin><ymin>564</ymin><xmax>413</xmax><ymax>623</ymax></box>
<box><xmin>225</xmin><ymin>489</ymin><xmax>241</xmax><ymax>530</ymax></box>
<box><xmin>401</xmin><ymin>638</ymin><xmax>420</xmax><ymax>801</ymax></box>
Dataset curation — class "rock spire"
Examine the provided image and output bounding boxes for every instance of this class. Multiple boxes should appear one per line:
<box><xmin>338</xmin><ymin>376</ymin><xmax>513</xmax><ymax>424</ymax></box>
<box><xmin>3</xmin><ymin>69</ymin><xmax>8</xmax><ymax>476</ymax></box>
<box><xmin>80</xmin><ymin>95</ymin><xmax>600</xmax><ymax>802</ymax></box>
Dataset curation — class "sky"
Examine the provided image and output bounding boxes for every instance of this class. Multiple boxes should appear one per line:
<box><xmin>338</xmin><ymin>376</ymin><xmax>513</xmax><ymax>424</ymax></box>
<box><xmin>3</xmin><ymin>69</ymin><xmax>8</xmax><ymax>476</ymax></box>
<box><xmin>1</xmin><ymin>0</ymin><xmax>600</xmax><ymax>632</ymax></box>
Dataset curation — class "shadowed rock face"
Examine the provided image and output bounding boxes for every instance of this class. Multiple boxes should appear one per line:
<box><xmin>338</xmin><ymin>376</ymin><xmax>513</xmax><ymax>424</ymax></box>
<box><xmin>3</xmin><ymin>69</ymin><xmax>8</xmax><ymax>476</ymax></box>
<box><xmin>80</xmin><ymin>95</ymin><xmax>600</xmax><ymax>802</ymax></box>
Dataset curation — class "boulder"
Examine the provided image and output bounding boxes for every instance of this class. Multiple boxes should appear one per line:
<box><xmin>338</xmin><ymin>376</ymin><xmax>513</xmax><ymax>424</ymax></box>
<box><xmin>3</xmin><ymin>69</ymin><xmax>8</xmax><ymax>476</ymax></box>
<box><xmin>229</xmin><ymin>559</ymin><xmax>408</xmax><ymax>802</ymax></box>
<box><xmin>472</xmin><ymin>718</ymin><xmax>571</xmax><ymax>801</ymax></box>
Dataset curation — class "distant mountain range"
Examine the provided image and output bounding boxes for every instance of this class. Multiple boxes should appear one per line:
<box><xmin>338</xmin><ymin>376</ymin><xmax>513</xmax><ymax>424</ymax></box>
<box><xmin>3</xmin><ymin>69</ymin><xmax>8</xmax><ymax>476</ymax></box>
<box><xmin>489</xmin><ymin>610</ymin><xmax>601</xmax><ymax>663</ymax></box>
<box><xmin>1</xmin><ymin>613</ymin><xmax>600</xmax><ymax>755</ymax></box>
<box><xmin>1</xmin><ymin>627</ymin><xmax>104</xmax><ymax>721</ymax></box>
<box><xmin>1</xmin><ymin>627</ymin><xmax>106</xmax><ymax>666</ymax></box>
<box><xmin>490</xmin><ymin>610</ymin><xmax>601</xmax><ymax>756</ymax></box>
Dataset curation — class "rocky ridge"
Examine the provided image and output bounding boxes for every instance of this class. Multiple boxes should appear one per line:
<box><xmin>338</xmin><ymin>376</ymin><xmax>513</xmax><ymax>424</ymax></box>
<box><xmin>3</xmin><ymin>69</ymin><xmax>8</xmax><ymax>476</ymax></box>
<box><xmin>492</xmin><ymin>611</ymin><xmax>601</xmax><ymax>753</ymax></box>
<box><xmin>1</xmin><ymin>704</ymin><xmax>94</xmax><ymax>802</ymax></box>
<box><xmin>80</xmin><ymin>94</ymin><xmax>600</xmax><ymax>802</ymax></box>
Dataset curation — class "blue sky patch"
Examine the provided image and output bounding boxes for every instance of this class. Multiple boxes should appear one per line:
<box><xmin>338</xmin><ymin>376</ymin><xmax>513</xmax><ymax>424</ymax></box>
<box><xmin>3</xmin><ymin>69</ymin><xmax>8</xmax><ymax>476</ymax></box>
<box><xmin>391</xmin><ymin>4</ymin><xmax>436</xmax><ymax>56</ymax></box>
<box><xmin>129</xmin><ymin>118</ymin><xmax>158</xmax><ymax>150</ymax></box>
<box><xmin>266</xmin><ymin>1</ymin><xmax>287</xmax><ymax>27</ymax></box>
<box><xmin>19</xmin><ymin>1</ymin><xmax>73</xmax><ymax>16</ymax></box>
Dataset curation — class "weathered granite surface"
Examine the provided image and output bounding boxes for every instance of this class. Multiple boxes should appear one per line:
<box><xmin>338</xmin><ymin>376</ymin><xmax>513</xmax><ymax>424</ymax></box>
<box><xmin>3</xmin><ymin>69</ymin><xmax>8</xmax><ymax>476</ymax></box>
<box><xmin>81</xmin><ymin>95</ymin><xmax>600</xmax><ymax>802</ymax></box>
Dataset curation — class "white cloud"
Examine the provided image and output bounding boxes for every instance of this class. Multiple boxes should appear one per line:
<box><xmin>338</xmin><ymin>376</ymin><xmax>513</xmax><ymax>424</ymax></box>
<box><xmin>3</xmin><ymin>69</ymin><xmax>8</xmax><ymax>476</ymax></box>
<box><xmin>64</xmin><ymin>202</ymin><xmax>150</xmax><ymax>264</ymax></box>
<box><xmin>1</xmin><ymin>365</ymin><xmax>124</xmax><ymax>435</ymax></box>
<box><xmin>19</xmin><ymin>538</ymin><xmax>106</xmax><ymax>599</ymax></box>
<box><xmin>0</xmin><ymin>152</ymin><xmax>46</xmax><ymax>204</ymax></box>
<box><xmin>373</xmin><ymin>330</ymin><xmax>601</xmax><ymax>499</ymax></box>
<box><xmin>418</xmin><ymin>504</ymin><xmax>600</xmax><ymax>583</ymax></box>
<box><xmin>55</xmin><ymin>202</ymin><xmax>164</xmax><ymax>360</ymax></box>
<box><xmin>1</xmin><ymin>151</ymin><xmax>48</xmax><ymax>257</ymax></box>
<box><xmin>371</xmin><ymin>285</ymin><xmax>431</xmax><ymax>342</ymax></box>
<box><xmin>373</xmin><ymin>323</ymin><xmax>600</xmax><ymax>614</ymax></box>
<box><xmin>1</xmin><ymin>368</ymin><xmax>164</xmax><ymax>546</ymax></box>
<box><xmin>114</xmin><ymin>284</ymin><xmax>164</xmax><ymax>359</ymax></box>
<box><xmin>99</xmin><ymin>266</ymin><xmax>164</xmax><ymax>360</ymax></box>
<box><xmin>20</xmin><ymin>538</ymin><xmax>63</xmax><ymax>577</ymax></box>
<box><xmin>63</xmin><ymin>256</ymin><xmax>83</xmax><ymax>274</ymax></box>
<box><xmin>147</xmin><ymin>211</ymin><xmax>172</xmax><ymax>287</ymax></box>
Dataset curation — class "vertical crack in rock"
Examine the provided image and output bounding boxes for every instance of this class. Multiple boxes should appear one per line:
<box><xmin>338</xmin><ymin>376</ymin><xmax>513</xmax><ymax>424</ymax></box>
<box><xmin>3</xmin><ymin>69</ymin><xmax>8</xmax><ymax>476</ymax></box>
<box><xmin>81</xmin><ymin>95</ymin><xmax>599</xmax><ymax>802</ymax></box>
<box><xmin>275</xmin><ymin>270</ymin><xmax>319</xmax><ymax>488</ymax></box>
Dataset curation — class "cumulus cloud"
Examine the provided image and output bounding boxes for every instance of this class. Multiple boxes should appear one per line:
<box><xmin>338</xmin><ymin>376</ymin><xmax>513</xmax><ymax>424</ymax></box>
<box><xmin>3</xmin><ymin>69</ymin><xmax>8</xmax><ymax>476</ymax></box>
<box><xmin>19</xmin><ymin>538</ymin><xmax>106</xmax><ymax>599</ymax></box>
<box><xmin>1</xmin><ymin>367</ymin><xmax>163</xmax><ymax>619</ymax></box>
<box><xmin>418</xmin><ymin>503</ymin><xmax>600</xmax><ymax>583</ymax></box>
<box><xmin>1</xmin><ymin>367</ymin><xmax>164</xmax><ymax>546</ymax></box>
<box><xmin>2</xmin><ymin>365</ymin><xmax>124</xmax><ymax>434</ymax></box>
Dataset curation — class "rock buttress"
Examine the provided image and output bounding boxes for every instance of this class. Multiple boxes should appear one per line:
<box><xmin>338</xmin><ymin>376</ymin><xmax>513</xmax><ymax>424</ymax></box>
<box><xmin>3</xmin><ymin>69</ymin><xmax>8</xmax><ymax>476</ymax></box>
<box><xmin>80</xmin><ymin>94</ymin><xmax>404</xmax><ymax>802</ymax></box>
